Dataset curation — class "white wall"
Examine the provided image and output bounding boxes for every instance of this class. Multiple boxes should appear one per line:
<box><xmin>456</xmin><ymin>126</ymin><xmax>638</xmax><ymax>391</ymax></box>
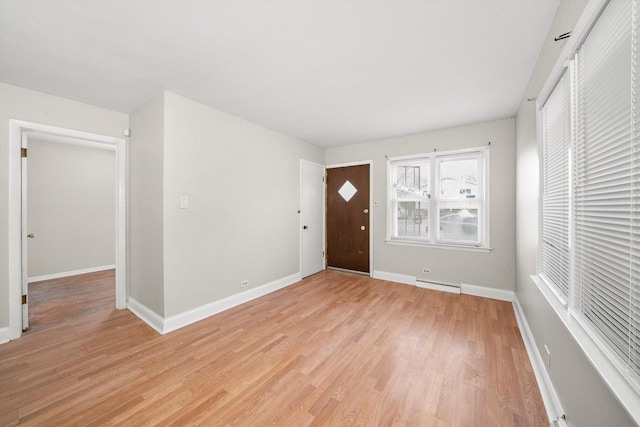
<box><xmin>514</xmin><ymin>1</ymin><xmax>636</xmax><ymax>425</ymax></box>
<box><xmin>129</xmin><ymin>94</ymin><xmax>165</xmax><ymax>316</ymax></box>
<box><xmin>325</xmin><ymin>118</ymin><xmax>516</xmax><ymax>291</ymax></box>
<box><xmin>128</xmin><ymin>91</ymin><xmax>325</xmax><ymax>320</ymax></box>
<box><xmin>27</xmin><ymin>138</ymin><xmax>115</xmax><ymax>277</ymax></box>
<box><xmin>162</xmin><ymin>92</ymin><xmax>324</xmax><ymax>316</ymax></box>
<box><xmin>0</xmin><ymin>83</ymin><xmax>129</xmax><ymax>332</ymax></box>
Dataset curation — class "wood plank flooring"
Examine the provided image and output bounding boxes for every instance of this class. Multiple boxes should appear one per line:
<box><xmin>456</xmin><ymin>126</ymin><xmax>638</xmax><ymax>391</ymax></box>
<box><xmin>0</xmin><ymin>269</ymin><xmax>547</xmax><ymax>426</ymax></box>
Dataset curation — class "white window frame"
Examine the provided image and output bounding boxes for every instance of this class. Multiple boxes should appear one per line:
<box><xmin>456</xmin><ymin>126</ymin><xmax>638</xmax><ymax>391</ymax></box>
<box><xmin>386</xmin><ymin>146</ymin><xmax>490</xmax><ymax>251</ymax></box>
<box><xmin>534</xmin><ymin>0</ymin><xmax>640</xmax><ymax>422</ymax></box>
<box><xmin>538</xmin><ymin>68</ymin><xmax>572</xmax><ymax>306</ymax></box>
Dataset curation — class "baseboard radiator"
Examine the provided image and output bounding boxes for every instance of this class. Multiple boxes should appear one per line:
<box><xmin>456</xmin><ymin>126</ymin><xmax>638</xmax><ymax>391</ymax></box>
<box><xmin>416</xmin><ymin>278</ymin><xmax>461</xmax><ymax>292</ymax></box>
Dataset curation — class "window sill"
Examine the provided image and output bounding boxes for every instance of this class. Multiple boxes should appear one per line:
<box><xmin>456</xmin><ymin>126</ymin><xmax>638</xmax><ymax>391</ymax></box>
<box><xmin>537</xmin><ymin>274</ymin><xmax>568</xmax><ymax>307</ymax></box>
<box><xmin>385</xmin><ymin>239</ymin><xmax>492</xmax><ymax>253</ymax></box>
<box><xmin>530</xmin><ymin>275</ymin><xmax>640</xmax><ymax>424</ymax></box>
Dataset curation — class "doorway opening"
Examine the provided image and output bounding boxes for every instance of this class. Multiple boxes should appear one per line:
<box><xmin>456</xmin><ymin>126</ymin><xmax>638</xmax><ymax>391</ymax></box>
<box><xmin>8</xmin><ymin>120</ymin><xmax>127</xmax><ymax>340</ymax></box>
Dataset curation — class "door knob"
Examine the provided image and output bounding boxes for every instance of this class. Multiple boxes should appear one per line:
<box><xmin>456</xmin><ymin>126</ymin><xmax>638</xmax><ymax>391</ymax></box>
<box><xmin>363</xmin><ymin>209</ymin><xmax>369</xmax><ymax>214</ymax></box>
<box><xmin>303</xmin><ymin>225</ymin><xmax>308</xmax><ymax>229</ymax></box>
<box><xmin>360</xmin><ymin>226</ymin><xmax>365</xmax><ymax>231</ymax></box>
<box><xmin>27</xmin><ymin>233</ymin><xmax>35</xmax><ymax>238</ymax></box>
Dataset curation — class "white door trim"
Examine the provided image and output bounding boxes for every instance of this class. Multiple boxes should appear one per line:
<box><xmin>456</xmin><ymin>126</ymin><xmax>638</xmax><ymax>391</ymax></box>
<box><xmin>21</xmin><ymin>131</ymin><xmax>29</xmax><ymax>330</ymax></box>
<box><xmin>326</xmin><ymin>160</ymin><xmax>373</xmax><ymax>277</ymax></box>
<box><xmin>8</xmin><ymin>119</ymin><xmax>127</xmax><ymax>340</ymax></box>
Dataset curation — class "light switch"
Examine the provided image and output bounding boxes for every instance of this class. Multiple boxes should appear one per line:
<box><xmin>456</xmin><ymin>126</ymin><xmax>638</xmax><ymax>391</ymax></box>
<box><xmin>180</xmin><ymin>195</ymin><xmax>189</xmax><ymax>209</ymax></box>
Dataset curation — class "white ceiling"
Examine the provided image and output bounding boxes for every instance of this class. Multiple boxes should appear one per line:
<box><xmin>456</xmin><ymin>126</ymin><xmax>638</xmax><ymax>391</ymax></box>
<box><xmin>0</xmin><ymin>0</ymin><xmax>558</xmax><ymax>147</ymax></box>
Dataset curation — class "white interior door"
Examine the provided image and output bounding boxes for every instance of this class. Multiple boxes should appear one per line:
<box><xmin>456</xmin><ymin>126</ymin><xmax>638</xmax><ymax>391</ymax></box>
<box><xmin>21</xmin><ymin>131</ymin><xmax>29</xmax><ymax>330</ymax></box>
<box><xmin>301</xmin><ymin>161</ymin><xmax>325</xmax><ymax>278</ymax></box>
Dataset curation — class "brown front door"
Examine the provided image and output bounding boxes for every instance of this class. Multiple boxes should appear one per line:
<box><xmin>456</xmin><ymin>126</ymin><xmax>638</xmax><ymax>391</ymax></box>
<box><xmin>326</xmin><ymin>164</ymin><xmax>370</xmax><ymax>274</ymax></box>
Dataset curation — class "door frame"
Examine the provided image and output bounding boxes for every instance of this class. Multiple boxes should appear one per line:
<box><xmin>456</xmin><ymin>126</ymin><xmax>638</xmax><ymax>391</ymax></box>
<box><xmin>299</xmin><ymin>160</ymin><xmax>326</xmax><ymax>278</ymax></box>
<box><xmin>8</xmin><ymin>119</ymin><xmax>127</xmax><ymax>340</ymax></box>
<box><xmin>326</xmin><ymin>160</ymin><xmax>373</xmax><ymax>276</ymax></box>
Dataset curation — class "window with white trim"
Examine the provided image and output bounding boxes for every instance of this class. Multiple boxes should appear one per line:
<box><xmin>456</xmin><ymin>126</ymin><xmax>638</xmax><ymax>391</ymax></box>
<box><xmin>388</xmin><ymin>147</ymin><xmax>489</xmax><ymax>248</ymax></box>
<box><xmin>540</xmin><ymin>70</ymin><xmax>571</xmax><ymax>300</ymax></box>
<box><xmin>538</xmin><ymin>0</ymin><xmax>640</xmax><ymax>394</ymax></box>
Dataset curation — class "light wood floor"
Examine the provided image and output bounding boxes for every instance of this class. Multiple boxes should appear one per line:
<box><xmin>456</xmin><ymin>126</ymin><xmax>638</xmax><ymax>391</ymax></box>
<box><xmin>0</xmin><ymin>269</ymin><xmax>547</xmax><ymax>426</ymax></box>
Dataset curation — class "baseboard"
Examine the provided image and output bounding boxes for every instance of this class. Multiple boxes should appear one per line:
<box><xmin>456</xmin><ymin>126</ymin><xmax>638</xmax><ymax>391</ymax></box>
<box><xmin>127</xmin><ymin>297</ymin><xmax>164</xmax><ymax>334</ymax></box>
<box><xmin>374</xmin><ymin>270</ymin><xmax>515</xmax><ymax>298</ymax></box>
<box><xmin>127</xmin><ymin>272</ymin><xmax>302</xmax><ymax>335</ymax></box>
<box><xmin>28</xmin><ymin>264</ymin><xmax>116</xmax><ymax>283</ymax></box>
<box><xmin>461</xmin><ymin>283</ymin><xmax>514</xmax><ymax>301</ymax></box>
<box><xmin>163</xmin><ymin>272</ymin><xmax>302</xmax><ymax>334</ymax></box>
<box><xmin>512</xmin><ymin>296</ymin><xmax>564</xmax><ymax>424</ymax></box>
<box><xmin>374</xmin><ymin>270</ymin><xmax>460</xmax><ymax>293</ymax></box>
<box><xmin>373</xmin><ymin>270</ymin><xmax>416</xmax><ymax>286</ymax></box>
<box><xmin>0</xmin><ymin>327</ymin><xmax>10</xmax><ymax>344</ymax></box>
<box><xmin>415</xmin><ymin>280</ymin><xmax>461</xmax><ymax>294</ymax></box>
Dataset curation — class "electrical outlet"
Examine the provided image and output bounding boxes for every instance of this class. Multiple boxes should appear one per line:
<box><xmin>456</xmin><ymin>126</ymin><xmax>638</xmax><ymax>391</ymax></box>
<box><xmin>422</xmin><ymin>268</ymin><xmax>431</xmax><ymax>274</ymax></box>
<box><xmin>241</xmin><ymin>280</ymin><xmax>249</xmax><ymax>288</ymax></box>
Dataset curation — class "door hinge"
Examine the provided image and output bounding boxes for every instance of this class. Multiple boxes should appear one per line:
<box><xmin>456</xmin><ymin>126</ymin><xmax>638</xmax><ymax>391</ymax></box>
<box><xmin>322</xmin><ymin>251</ymin><xmax>325</xmax><ymax>258</ymax></box>
<box><xmin>322</xmin><ymin>176</ymin><xmax>325</xmax><ymax>182</ymax></box>
<box><xmin>22</xmin><ymin>295</ymin><xmax>27</xmax><ymax>305</ymax></box>
<box><xmin>21</xmin><ymin>148</ymin><xmax>27</xmax><ymax>158</ymax></box>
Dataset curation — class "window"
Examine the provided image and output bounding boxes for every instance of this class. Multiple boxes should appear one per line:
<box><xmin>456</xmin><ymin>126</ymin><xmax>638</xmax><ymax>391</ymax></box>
<box><xmin>540</xmin><ymin>70</ymin><xmax>571</xmax><ymax>299</ymax></box>
<box><xmin>388</xmin><ymin>147</ymin><xmax>488</xmax><ymax>248</ymax></box>
<box><xmin>572</xmin><ymin>0</ymin><xmax>638</xmax><ymax>391</ymax></box>
<box><xmin>538</xmin><ymin>0</ymin><xmax>640</xmax><ymax>396</ymax></box>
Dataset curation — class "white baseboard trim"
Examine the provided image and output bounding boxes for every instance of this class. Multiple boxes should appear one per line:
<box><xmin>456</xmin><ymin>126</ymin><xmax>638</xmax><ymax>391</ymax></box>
<box><xmin>127</xmin><ymin>297</ymin><xmax>164</xmax><ymax>334</ymax></box>
<box><xmin>163</xmin><ymin>272</ymin><xmax>302</xmax><ymax>334</ymax></box>
<box><xmin>375</xmin><ymin>270</ymin><xmax>460</xmax><ymax>294</ymax></box>
<box><xmin>28</xmin><ymin>264</ymin><xmax>116</xmax><ymax>283</ymax></box>
<box><xmin>373</xmin><ymin>270</ymin><xmax>416</xmax><ymax>286</ymax></box>
<box><xmin>373</xmin><ymin>270</ymin><xmax>515</xmax><ymax>299</ymax></box>
<box><xmin>512</xmin><ymin>296</ymin><xmax>564</xmax><ymax>424</ymax></box>
<box><xmin>373</xmin><ymin>270</ymin><xmax>461</xmax><ymax>294</ymax></box>
<box><xmin>0</xmin><ymin>327</ymin><xmax>10</xmax><ymax>344</ymax></box>
<box><xmin>127</xmin><ymin>272</ymin><xmax>302</xmax><ymax>335</ymax></box>
<box><xmin>415</xmin><ymin>280</ymin><xmax>461</xmax><ymax>294</ymax></box>
<box><xmin>461</xmin><ymin>283</ymin><xmax>514</xmax><ymax>302</ymax></box>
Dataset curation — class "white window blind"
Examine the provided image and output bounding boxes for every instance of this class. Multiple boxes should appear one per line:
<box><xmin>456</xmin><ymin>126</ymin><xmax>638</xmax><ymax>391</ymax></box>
<box><xmin>541</xmin><ymin>71</ymin><xmax>571</xmax><ymax>298</ymax></box>
<box><xmin>571</xmin><ymin>0</ymin><xmax>640</xmax><ymax>390</ymax></box>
